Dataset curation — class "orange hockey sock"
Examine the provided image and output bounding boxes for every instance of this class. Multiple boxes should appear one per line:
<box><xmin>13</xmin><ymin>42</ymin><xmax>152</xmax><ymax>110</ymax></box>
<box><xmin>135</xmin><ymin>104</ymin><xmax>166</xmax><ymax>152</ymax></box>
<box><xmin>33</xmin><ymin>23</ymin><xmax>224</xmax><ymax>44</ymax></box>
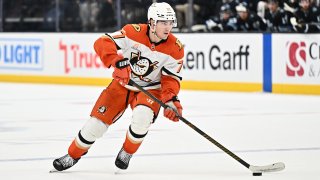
<box><xmin>123</xmin><ymin>135</ymin><xmax>142</xmax><ymax>154</ymax></box>
<box><xmin>68</xmin><ymin>140</ymin><xmax>88</xmax><ymax>159</ymax></box>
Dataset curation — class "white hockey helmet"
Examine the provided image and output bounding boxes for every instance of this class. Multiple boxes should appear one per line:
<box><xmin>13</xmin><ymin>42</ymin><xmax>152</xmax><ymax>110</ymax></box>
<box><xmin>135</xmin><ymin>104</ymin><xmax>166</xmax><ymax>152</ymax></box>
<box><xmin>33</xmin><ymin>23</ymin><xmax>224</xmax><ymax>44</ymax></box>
<box><xmin>147</xmin><ymin>2</ymin><xmax>177</xmax><ymax>27</ymax></box>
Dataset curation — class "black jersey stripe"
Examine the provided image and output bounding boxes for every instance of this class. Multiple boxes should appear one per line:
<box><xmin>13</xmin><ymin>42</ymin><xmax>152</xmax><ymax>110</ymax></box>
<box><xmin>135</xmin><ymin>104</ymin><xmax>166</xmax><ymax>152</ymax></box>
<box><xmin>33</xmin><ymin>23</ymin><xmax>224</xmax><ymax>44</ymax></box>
<box><xmin>104</xmin><ymin>33</ymin><xmax>121</xmax><ymax>50</ymax></box>
<box><xmin>162</xmin><ymin>67</ymin><xmax>182</xmax><ymax>80</ymax></box>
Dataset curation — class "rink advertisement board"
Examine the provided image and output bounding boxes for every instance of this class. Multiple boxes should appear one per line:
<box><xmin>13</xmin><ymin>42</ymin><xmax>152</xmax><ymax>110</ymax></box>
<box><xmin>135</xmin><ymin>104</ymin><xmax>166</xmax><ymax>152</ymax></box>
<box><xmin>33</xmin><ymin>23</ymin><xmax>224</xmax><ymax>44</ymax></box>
<box><xmin>0</xmin><ymin>33</ymin><xmax>106</xmax><ymax>76</ymax></box>
<box><xmin>0</xmin><ymin>33</ymin><xmax>114</xmax><ymax>86</ymax></box>
<box><xmin>0</xmin><ymin>33</ymin><xmax>263</xmax><ymax>91</ymax></box>
<box><xmin>0</xmin><ymin>38</ymin><xmax>44</xmax><ymax>70</ymax></box>
<box><xmin>176</xmin><ymin>33</ymin><xmax>263</xmax><ymax>91</ymax></box>
<box><xmin>272</xmin><ymin>34</ymin><xmax>320</xmax><ymax>94</ymax></box>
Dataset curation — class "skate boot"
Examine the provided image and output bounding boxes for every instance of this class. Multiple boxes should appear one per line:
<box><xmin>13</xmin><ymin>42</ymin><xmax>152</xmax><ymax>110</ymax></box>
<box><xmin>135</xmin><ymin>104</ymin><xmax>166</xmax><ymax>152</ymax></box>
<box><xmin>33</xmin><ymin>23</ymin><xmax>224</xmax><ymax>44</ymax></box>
<box><xmin>52</xmin><ymin>154</ymin><xmax>80</xmax><ymax>171</ymax></box>
<box><xmin>115</xmin><ymin>148</ymin><xmax>132</xmax><ymax>170</ymax></box>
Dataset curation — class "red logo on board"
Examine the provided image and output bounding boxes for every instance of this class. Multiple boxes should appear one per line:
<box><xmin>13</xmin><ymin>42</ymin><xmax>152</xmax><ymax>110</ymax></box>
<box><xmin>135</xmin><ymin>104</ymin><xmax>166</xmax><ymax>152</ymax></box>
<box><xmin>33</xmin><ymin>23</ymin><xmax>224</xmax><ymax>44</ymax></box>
<box><xmin>286</xmin><ymin>42</ymin><xmax>306</xmax><ymax>77</ymax></box>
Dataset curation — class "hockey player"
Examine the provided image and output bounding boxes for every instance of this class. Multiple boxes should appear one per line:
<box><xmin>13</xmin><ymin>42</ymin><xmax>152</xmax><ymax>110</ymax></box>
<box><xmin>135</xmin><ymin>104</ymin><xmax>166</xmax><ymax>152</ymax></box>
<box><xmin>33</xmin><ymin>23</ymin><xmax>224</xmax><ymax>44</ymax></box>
<box><xmin>52</xmin><ymin>2</ymin><xmax>184</xmax><ymax>171</ymax></box>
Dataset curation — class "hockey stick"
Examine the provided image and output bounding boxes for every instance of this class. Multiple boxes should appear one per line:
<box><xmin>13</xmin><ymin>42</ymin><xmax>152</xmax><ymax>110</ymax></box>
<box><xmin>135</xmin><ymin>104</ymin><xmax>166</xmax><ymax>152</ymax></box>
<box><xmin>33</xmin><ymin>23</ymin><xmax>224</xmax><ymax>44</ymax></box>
<box><xmin>129</xmin><ymin>80</ymin><xmax>285</xmax><ymax>174</ymax></box>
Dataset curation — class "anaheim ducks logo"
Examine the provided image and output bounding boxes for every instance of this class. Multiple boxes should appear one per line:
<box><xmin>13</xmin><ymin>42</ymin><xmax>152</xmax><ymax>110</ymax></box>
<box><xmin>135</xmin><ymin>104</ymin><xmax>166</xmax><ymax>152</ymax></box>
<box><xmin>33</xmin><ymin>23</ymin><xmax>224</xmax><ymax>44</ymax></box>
<box><xmin>129</xmin><ymin>52</ymin><xmax>158</xmax><ymax>82</ymax></box>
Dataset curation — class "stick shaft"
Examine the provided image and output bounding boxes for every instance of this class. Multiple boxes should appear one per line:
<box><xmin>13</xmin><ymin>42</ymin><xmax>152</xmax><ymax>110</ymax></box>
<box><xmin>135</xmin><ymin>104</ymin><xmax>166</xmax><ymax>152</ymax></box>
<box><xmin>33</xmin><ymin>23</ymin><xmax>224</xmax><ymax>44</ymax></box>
<box><xmin>129</xmin><ymin>80</ymin><xmax>250</xmax><ymax>169</ymax></box>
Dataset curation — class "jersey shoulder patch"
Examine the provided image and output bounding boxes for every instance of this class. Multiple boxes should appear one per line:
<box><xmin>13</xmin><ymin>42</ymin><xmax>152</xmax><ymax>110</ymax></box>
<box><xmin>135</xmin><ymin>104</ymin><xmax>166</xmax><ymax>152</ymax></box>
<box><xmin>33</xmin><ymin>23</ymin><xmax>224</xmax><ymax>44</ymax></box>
<box><xmin>131</xmin><ymin>24</ymin><xmax>141</xmax><ymax>32</ymax></box>
<box><xmin>175</xmin><ymin>38</ymin><xmax>183</xmax><ymax>51</ymax></box>
<box><xmin>123</xmin><ymin>24</ymin><xmax>147</xmax><ymax>35</ymax></box>
<box><xmin>122</xmin><ymin>24</ymin><xmax>148</xmax><ymax>44</ymax></box>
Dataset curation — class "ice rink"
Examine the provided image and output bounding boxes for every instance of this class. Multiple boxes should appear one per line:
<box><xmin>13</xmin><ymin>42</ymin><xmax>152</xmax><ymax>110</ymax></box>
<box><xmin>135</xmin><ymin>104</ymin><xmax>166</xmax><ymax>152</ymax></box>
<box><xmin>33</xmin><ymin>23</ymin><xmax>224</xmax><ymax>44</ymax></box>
<box><xmin>0</xmin><ymin>82</ymin><xmax>319</xmax><ymax>180</ymax></box>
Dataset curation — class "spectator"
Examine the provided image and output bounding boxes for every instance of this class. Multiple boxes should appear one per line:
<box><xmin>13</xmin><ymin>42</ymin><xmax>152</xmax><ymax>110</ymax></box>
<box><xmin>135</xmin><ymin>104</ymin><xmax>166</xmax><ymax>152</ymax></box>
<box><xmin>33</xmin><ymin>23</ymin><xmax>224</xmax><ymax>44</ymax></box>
<box><xmin>310</xmin><ymin>0</ymin><xmax>320</xmax><ymax>6</ymax></box>
<box><xmin>174</xmin><ymin>0</ymin><xmax>217</xmax><ymax>31</ymax></box>
<box><xmin>222</xmin><ymin>0</ymin><xmax>241</xmax><ymax>15</ymax></box>
<box><xmin>60</xmin><ymin>0</ymin><xmax>82</xmax><ymax>31</ymax></box>
<box><xmin>285</xmin><ymin>0</ymin><xmax>300</xmax><ymax>9</ymax></box>
<box><xmin>227</xmin><ymin>2</ymin><xmax>267</xmax><ymax>31</ymax></box>
<box><xmin>121</xmin><ymin>0</ymin><xmax>152</xmax><ymax>25</ymax></box>
<box><xmin>96</xmin><ymin>0</ymin><xmax>116</xmax><ymax>31</ymax></box>
<box><xmin>243</xmin><ymin>0</ymin><xmax>262</xmax><ymax>13</ymax></box>
<box><xmin>42</xmin><ymin>1</ymin><xmax>59</xmax><ymax>31</ymax></box>
<box><xmin>291</xmin><ymin>0</ymin><xmax>320</xmax><ymax>32</ymax></box>
<box><xmin>264</xmin><ymin>0</ymin><xmax>293</xmax><ymax>32</ymax></box>
<box><xmin>206</xmin><ymin>4</ymin><xmax>234</xmax><ymax>32</ymax></box>
<box><xmin>174</xmin><ymin>0</ymin><xmax>200</xmax><ymax>30</ymax></box>
<box><xmin>257</xmin><ymin>0</ymin><xmax>268</xmax><ymax>18</ymax></box>
<box><xmin>79</xmin><ymin>0</ymin><xmax>100</xmax><ymax>31</ymax></box>
<box><xmin>258</xmin><ymin>0</ymin><xmax>301</xmax><ymax>19</ymax></box>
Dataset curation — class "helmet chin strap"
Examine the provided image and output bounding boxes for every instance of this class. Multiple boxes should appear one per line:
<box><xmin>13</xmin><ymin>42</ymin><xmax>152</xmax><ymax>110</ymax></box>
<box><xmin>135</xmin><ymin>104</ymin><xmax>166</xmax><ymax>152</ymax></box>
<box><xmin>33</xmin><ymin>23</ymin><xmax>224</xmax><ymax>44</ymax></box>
<box><xmin>150</xmin><ymin>22</ymin><xmax>166</xmax><ymax>41</ymax></box>
<box><xmin>153</xmin><ymin>30</ymin><xmax>162</xmax><ymax>41</ymax></box>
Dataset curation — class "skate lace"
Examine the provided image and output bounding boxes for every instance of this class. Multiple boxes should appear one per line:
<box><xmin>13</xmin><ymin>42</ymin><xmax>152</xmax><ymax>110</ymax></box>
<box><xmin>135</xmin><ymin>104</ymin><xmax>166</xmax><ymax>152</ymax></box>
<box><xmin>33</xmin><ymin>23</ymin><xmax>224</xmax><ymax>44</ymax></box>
<box><xmin>118</xmin><ymin>149</ymin><xmax>132</xmax><ymax>164</ymax></box>
<box><xmin>59</xmin><ymin>154</ymin><xmax>76</xmax><ymax>167</ymax></box>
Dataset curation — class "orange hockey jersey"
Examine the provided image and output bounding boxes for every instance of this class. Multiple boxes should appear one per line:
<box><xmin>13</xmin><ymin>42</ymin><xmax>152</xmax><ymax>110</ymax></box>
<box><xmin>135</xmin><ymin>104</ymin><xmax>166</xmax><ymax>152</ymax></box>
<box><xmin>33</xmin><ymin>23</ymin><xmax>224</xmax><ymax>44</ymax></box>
<box><xmin>94</xmin><ymin>24</ymin><xmax>184</xmax><ymax>102</ymax></box>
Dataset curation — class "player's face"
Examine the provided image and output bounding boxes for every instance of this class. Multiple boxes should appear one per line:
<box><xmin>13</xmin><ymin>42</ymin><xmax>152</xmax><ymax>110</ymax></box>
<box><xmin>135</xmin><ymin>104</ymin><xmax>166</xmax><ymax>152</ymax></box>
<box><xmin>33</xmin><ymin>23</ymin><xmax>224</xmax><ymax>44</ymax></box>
<box><xmin>155</xmin><ymin>20</ymin><xmax>174</xmax><ymax>39</ymax></box>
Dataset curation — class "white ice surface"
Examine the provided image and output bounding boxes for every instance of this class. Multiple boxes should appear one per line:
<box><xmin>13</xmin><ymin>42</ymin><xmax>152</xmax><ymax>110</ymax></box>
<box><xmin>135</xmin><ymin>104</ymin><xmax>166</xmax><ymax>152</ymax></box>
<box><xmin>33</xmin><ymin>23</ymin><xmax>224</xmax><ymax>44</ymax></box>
<box><xmin>0</xmin><ymin>82</ymin><xmax>320</xmax><ymax>180</ymax></box>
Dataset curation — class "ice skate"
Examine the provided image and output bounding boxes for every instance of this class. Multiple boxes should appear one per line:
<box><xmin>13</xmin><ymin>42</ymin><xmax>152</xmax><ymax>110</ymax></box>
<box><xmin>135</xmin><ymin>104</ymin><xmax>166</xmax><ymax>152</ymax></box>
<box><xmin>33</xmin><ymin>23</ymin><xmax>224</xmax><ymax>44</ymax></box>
<box><xmin>51</xmin><ymin>154</ymin><xmax>79</xmax><ymax>172</ymax></box>
<box><xmin>115</xmin><ymin>148</ymin><xmax>132</xmax><ymax>171</ymax></box>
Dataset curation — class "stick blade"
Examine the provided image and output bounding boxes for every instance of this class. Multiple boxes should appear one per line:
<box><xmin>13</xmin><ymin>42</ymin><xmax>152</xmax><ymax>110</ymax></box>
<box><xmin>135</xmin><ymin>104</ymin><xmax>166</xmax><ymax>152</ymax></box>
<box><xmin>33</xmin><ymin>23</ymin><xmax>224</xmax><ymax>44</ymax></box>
<box><xmin>249</xmin><ymin>162</ymin><xmax>285</xmax><ymax>173</ymax></box>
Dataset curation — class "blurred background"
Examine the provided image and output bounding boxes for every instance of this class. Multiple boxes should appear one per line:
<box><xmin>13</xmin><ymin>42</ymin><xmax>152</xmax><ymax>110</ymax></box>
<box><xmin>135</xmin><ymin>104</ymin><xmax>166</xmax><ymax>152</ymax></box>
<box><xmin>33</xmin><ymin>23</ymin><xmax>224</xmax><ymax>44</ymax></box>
<box><xmin>1</xmin><ymin>0</ymin><xmax>319</xmax><ymax>33</ymax></box>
